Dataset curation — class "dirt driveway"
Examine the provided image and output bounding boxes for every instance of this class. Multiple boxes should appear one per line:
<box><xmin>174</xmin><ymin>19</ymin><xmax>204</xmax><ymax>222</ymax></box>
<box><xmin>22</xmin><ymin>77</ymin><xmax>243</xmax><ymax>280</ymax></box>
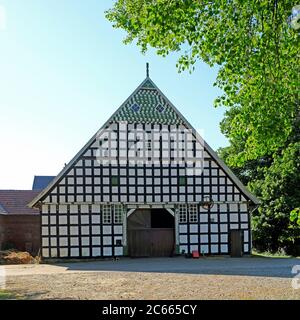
<box><xmin>4</xmin><ymin>256</ymin><xmax>300</xmax><ymax>299</ymax></box>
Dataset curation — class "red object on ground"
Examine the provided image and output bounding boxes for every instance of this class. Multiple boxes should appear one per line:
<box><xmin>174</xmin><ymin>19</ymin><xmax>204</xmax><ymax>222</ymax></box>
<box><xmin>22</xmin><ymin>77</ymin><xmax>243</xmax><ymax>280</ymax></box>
<box><xmin>192</xmin><ymin>250</ymin><xmax>200</xmax><ymax>258</ymax></box>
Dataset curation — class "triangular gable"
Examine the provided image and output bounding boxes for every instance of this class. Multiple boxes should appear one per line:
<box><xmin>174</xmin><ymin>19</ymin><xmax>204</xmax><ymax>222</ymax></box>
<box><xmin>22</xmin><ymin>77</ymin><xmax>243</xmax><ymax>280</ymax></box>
<box><xmin>29</xmin><ymin>77</ymin><xmax>259</xmax><ymax>207</ymax></box>
<box><xmin>113</xmin><ymin>78</ymin><xmax>183</xmax><ymax>125</ymax></box>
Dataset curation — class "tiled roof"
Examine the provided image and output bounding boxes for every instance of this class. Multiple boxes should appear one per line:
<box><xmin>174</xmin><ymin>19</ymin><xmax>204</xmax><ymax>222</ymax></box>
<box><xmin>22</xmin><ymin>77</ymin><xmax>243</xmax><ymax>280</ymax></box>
<box><xmin>112</xmin><ymin>79</ymin><xmax>184</xmax><ymax>125</ymax></box>
<box><xmin>0</xmin><ymin>190</ymin><xmax>40</xmax><ymax>215</ymax></box>
<box><xmin>32</xmin><ymin>176</ymin><xmax>55</xmax><ymax>191</ymax></box>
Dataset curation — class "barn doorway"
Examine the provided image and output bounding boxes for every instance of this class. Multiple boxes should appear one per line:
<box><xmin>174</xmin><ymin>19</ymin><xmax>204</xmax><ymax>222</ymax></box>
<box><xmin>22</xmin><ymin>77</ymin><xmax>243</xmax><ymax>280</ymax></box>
<box><xmin>127</xmin><ymin>209</ymin><xmax>175</xmax><ymax>257</ymax></box>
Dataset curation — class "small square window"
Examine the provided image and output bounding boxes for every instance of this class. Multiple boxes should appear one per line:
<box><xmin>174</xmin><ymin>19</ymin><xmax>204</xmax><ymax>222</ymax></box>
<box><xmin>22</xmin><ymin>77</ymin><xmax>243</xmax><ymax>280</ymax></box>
<box><xmin>156</xmin><ymin>103</ymin><xmax>165</xmax><ymax>113</ymax></box>
<box><xmin>179</xmin><ymin>176</ymin><xmax>187</xmax><ymax>186</ymax></box>
<box><xmin>102</xmin><ymin>205</ymin><xmax>111</xmax><ymax>224</ymax></box>
<box><xmin>111</xmin><ymin>176</ymin><xmax>119</xmax><ymax>186</ymax></box>
<box><xmin>188</xmin><ymin>204</ymin><xmax>198</xmax><ymax>223</ymax></box>
<box><xmin>131</xmin><ymin>103</ymin><xmax>141</xmax><ymax>112</ymax></box>
<box><xmin>114</xmin><ymin>204</ymin><xmax>123</xmax><ymax>224</ymax></box>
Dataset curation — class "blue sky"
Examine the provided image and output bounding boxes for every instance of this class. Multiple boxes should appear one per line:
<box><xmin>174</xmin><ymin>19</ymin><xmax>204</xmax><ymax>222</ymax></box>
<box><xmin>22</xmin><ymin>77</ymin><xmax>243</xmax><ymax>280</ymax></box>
<box><xmin>0</xmin><ymin>0</ymin><xmax>228</xmax><ymax>190</ymax></box>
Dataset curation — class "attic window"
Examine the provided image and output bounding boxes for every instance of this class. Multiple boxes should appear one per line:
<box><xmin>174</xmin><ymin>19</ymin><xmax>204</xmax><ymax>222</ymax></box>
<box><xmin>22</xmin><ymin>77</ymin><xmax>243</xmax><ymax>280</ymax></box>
<box><xmin>156</xmin><ymin>103</ymin><xmax>165</xmax><ymax>113</ymax></box>
<box><xmin>131</xmin><ymin>103</ymin><xmax>141</xmax><ymax>113</ymax></box>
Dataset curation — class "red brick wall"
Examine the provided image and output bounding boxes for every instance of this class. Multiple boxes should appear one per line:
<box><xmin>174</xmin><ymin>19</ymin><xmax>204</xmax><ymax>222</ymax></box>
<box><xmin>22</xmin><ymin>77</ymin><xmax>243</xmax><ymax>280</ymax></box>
<box><xmin>0</xmin><ymin>215</ymin><xmax>40</xmax><ymax>256</ymax></box>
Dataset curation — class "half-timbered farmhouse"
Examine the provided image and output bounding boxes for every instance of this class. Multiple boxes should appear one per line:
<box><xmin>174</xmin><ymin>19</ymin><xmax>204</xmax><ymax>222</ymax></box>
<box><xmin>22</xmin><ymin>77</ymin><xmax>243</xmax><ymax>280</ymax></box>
<box><xmin>29</xmin><ymin>69</ymin><xmax>258</xmax><ymax>259</ymax></box>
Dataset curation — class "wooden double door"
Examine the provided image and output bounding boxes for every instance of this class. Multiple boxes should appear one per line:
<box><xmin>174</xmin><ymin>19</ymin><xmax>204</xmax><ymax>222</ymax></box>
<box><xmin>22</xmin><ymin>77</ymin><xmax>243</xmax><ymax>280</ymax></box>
<box><xmin>127</xmin><ymin>209</ymin><xmax>175</xmax><ymax>257</ymax></box>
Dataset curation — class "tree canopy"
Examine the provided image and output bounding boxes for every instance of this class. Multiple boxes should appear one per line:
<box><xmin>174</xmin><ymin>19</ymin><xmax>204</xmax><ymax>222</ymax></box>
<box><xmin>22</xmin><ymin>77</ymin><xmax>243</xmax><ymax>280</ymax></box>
<box><xmin>106</xmin><ymin>0</ymin><xmax>299</xmax><ymax>166</ymax></box>
<box><xmin>218</xmin><ymin>140</ymin><xmax>300</xmax><ymax>251</ymax></box>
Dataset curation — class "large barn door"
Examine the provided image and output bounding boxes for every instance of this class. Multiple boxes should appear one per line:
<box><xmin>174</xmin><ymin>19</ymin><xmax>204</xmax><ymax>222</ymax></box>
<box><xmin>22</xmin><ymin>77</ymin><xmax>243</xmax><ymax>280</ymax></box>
<box><xmin>149</xmin><ymin>229</ymin><xmax>174</xmax><ymax>256</ymax></box>
<box><xmin>128</xmin><ymin>209</ymin><xmax>151</xmax><ymax>257</ymax></box>
<box><xmin>127</xmin><ymin>209</ymin><xmax>175</xmax><ymax>257</ymax></box>
<box><xmin>128</xmin><ymin>229</ymin><xmax>151</xmax><ymax>257</ymax></box>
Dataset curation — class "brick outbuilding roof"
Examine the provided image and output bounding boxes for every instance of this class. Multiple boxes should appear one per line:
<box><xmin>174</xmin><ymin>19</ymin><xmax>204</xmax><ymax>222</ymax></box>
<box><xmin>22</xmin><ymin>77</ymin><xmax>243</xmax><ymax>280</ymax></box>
<box><xmin>0</xmin><ymin>190</ymin><xmax>40</xmax><ymax>215</ymax></box>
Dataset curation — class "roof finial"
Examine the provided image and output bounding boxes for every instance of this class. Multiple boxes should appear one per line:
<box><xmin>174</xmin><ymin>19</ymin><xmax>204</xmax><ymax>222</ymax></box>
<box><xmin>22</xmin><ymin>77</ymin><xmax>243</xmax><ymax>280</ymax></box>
<box><xmin>146</xmin><ymin>62</ymin><xmax>149</xmax><ymax>77</ymax></box>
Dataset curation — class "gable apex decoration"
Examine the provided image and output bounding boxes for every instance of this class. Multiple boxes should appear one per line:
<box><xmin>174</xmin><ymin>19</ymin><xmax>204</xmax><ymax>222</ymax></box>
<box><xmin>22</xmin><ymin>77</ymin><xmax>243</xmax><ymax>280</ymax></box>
<box><xmin>29</xmin><ymin>75</ymin><xmax>259</xmax><ymax>207</ymax></box>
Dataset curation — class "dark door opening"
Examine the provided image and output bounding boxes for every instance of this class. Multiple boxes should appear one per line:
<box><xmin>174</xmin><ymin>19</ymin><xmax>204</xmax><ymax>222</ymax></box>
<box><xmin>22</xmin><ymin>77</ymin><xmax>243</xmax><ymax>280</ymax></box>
<box><xmin>128</xmin><ymin>209</ymin><xmax>175</xmax><ymax>257</ymax></box>
<box><xmin>150</xmin><ymin>209</ymin><xmax>175</xmax><ymax>228</ymax></box>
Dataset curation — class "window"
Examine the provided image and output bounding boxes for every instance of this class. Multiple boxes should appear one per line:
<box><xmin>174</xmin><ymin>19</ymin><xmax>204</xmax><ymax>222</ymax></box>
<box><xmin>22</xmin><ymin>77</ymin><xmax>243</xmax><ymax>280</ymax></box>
<box><xmin>188</xmin><ymin>204</ymin><xmax>198</xmax><ymax>223</ymax></box>
<box><xmin>102</xmin><ymin>205</ymin><xmax>111</xmax><ymax>224</ymax></box>
<box><xmin>114</xmin><ymin>204</ymin><xmax>123</xmax><ymax>224</ymax></box>
<box><xmin>178</xmin><ymin>204</ymin><xmax>187</xmax><ymax>223</ymax></box>
<box><xmin>179</xmin><ymin>176</ymin><xmax>187</xmax><ymax>186</ymax></box>
<box><xmin>111</xmin><ymin>176</ymin><xmax>119</xmax><ymax>186</ymax></box>
<box><xmin>131</xmin><ymin>103</ymin><xmax>141</xmax><ymax>112</ymax></box>
<box><xmin>156</xmin><ymin>103</ymin><xmax>165</xmax><ymax>113</ymax></box>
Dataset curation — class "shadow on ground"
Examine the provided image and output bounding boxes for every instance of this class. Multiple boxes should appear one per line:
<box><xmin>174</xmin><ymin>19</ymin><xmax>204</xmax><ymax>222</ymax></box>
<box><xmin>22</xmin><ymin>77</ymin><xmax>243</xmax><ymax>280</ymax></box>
<box><xmin>53</xmin><ymin>256</ymin><xmax>300</xmax><ymax>278</ymax></box>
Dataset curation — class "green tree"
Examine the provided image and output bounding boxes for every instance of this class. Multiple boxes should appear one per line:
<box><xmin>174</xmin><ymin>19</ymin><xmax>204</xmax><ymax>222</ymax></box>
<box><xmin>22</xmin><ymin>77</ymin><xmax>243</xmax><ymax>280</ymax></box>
<box><xmin>218</xmin><ymin>100</ymin><xmax>300</xmax><ymax>251</ymax></box>
<box><xmin>106</xmin><ymin>0</ymin><xmax>299</xmax><ymax>165</ymax></box>
<box><xmin>106</xmin><ymin>0</ymin><xmax>300</xmax><ymax>251</ymax></box>
<box><xmin>291</xmin><ymin>208</ymin><xmax>300</xmax><ymax>226</ymax></box>
<box><xmin>219</xmin><ymin>142</ymin><xmax>300</xmax><ymax>252</ymax></box>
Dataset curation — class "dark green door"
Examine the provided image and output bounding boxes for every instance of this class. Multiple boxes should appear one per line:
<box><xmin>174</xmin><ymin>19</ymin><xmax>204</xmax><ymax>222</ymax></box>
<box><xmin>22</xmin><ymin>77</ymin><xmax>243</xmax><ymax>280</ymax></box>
<box><xmin>230</xmin><ymin>230</ymin><xmax>243</xmax><ymax>257</ymax></box>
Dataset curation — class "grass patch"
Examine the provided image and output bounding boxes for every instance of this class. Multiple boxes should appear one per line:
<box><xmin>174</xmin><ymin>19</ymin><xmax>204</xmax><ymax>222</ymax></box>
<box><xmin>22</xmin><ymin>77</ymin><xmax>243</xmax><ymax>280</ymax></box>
<box><xmin>0</xmin><ymin>289</ymin><xmax>19</xmax><ymax>300</ymax></box>
<box><xmin>251</xmin><ymin>249</ymin><xmax>298</xmax><ymax>259</ymax></box>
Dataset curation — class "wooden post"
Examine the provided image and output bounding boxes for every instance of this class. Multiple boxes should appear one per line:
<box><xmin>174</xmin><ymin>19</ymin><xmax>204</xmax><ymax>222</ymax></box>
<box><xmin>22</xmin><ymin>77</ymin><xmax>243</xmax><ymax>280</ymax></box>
<box><xmin>122</xmin><ymin>206</ymin><xmax>128</xmax><ymax>255</ymax></box>
<box><xmin>174</xmin><ymin>206</ymin><xmax>180</xmax><ymax>254</ymax></box>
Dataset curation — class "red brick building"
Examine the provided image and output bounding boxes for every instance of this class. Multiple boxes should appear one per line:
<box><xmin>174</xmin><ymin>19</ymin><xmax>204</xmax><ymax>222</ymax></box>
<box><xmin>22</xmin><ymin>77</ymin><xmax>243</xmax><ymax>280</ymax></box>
<box><xmin>0</xmin><ymin>190</ymin><xmax>40</xmax><ymax>255</ymax></box>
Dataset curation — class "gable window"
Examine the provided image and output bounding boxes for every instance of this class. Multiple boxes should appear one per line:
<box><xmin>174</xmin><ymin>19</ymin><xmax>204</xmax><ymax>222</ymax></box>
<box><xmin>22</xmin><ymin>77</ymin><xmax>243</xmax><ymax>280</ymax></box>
<box><xmin>156</xmin><ymin>103</ymin><xmax>165</xmax><ymax>113</ymax></box>
<box><xmin>102</xmin><ymin>204</ymin><xmax>111</xmax><ymax>224</ymax></box>
<box><xmin>178</xmin><ymin>204</ymin><xmax>187</xmax><ymax>223</ymax></box>
<box><xmin>111</xmin><ymin>176</ymin><xmax>119</xmax><ymax>186</ymax></box>
<box><xmin>179</xmin><ymin>176</ymin><xmax>187</xmax><ymax>186</ymax></box>
<box><xmin>114</xmin><ymin>204</ymin><xmax>123</xmax><ymax>224</ymax></box>
<box><xmin>188</xmin><ymin>204</ymin><xmax>198</xmax><ymax>223</ymax></box>
<box><xmin>131</xmin><ymin>103</ymin><xmax>141</xmax><ymax>112</ymax></box>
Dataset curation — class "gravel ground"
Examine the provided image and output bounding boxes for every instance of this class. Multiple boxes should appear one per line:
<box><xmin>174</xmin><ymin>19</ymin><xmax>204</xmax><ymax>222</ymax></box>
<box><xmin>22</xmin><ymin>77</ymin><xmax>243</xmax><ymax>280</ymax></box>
<box><xmin>4</xmin><ymin>257</ymin><xmax>300</xmax><ymax>300</ymax></box>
